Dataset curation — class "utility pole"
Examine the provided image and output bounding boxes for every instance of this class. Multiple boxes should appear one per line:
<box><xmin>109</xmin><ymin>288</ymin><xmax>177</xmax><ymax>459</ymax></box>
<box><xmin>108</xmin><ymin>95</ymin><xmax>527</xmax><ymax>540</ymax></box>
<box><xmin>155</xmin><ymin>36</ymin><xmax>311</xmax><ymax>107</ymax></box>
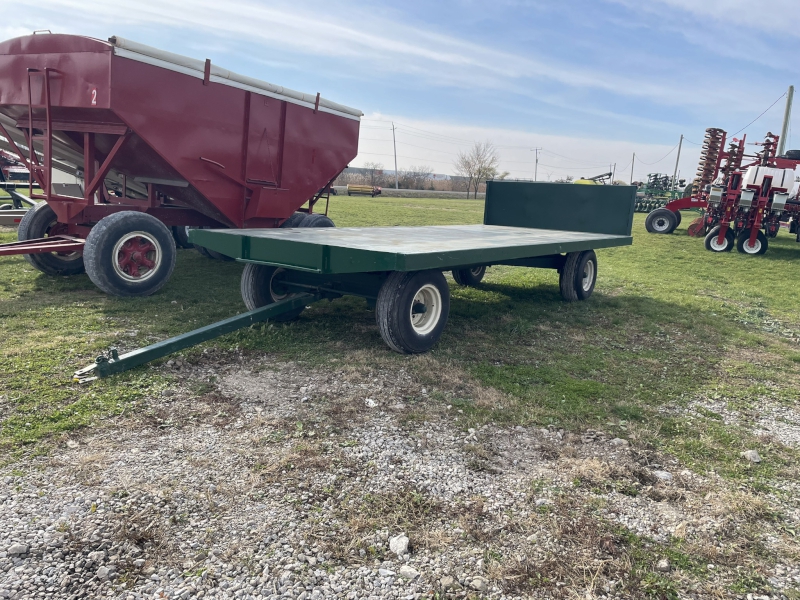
<box><xmin>671</xmin><ymin>134</ymin><xmax>683</xmax><ymax>191</ymax></box>
<box><xmin>630</xmin><ymin>152</ymin><xmax>635</xmax><ymax>184</ymax></box>
<box><xmin>392</xmin><ymin>122</ymin><xmax>399</xmax><ymax>189</ymax></box>
<box><xmin>531</xmin><ymin>148</ymin><xmax>541</xmax><ymax>181</ymax></box>
<box><xmin>778</xmin><ymin>85</ymin><xmax>794</xmax><ymax>156</ymax></box>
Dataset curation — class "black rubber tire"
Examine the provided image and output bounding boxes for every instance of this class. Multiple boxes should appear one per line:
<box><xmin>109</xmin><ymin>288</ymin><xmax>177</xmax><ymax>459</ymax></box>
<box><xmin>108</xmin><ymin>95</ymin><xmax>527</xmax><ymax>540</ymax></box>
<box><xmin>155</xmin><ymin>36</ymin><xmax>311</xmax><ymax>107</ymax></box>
<box><xmin>559</xmin><ymin>250</ymin><xmax>597</xmax><ymax>302</ymax></box>
<box><xmin>172</xmin><ymin>225</ymin><xmax>193</xmax><ymax>249</ymax></box>
<box><xmin>280</xmin><ymin>212</ymin><xmax>308</xmax><ymax>228</ymax></box>
<box><xmin>704</xmin><ymin>226</ymin><xmax>735</xmax><ymax>252</ymax></box>
<box><xmin>84</xmin><ymin>211</ymin><xmax>176</xmax><ymax>297</ymax></box>
<box><xmin>0</xmin><ymin>203</ymin><xmax>10</xmax><ymax>210</ymax></box>
<box><xmin>240</xmin><ymin>263</ymin><xmax>305</xmax><ymax>321</ymax></box>
<box><xmin>645</xmin><ymin>208</ymin><xmax>677</xmax><ymax>234</ymax></box>
<box><xmin>736</xmin><ymin>229</ymin><xmax>768</xmax><ymax>255</ymax></box>
<box><xmin>765</xmin><ymin>225</ymin><xmax>779</xmax><ymax>239</ymax></box>
<box><xmin>452</xmin><ymin>266</ymin><xmax>486</xmax><ymax>286</ymax></box>
<box><xmin>17</xmin><ymin>202</ymin><xmax>85</xmax><ymax>276</ymax></box>
<box><xmin>674</xmin><ymin>210</ymin><xmax>682</xmax><ymax>227</ymax></box>
<box><xmin>376</xmin><ymin>270</ymin><xmax>450</xmax><ymax>354</ymax></box>
<box><xmin>298</xmin><ymin>213</ymin><xmax>335</xmax><ymax>228</ymax></box>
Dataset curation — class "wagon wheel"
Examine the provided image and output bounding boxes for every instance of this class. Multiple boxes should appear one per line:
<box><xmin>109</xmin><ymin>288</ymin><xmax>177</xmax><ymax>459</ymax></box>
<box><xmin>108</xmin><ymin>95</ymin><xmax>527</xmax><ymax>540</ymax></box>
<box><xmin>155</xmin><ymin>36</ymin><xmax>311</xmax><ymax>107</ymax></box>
<box><xmin>452</xmin><ymin>266</ymin><xmax>486</xmax><ymax>287</ymax></box>
<box><xmin>84</xmin><ymin>211</ymin><xmax>176</xmax><ymax>297</ymax></box>
<box><xmin>240</xmin><ymin>264</ymin><xmax>305</xmax><ymax>321</ymax></box>
<box><xmin>559</xmin><ymin>250</ymin><xmax>597</xmax><ymax>302</ymax></box>
<box><xmin>17</xmin><ymin>202</ymin><xmax>85</xmax><ymax>276</ymax></box>
<box><xmin>376</xmin><ymin>270</ymin><xmax>450</xmax><ymax>354</ymax></box>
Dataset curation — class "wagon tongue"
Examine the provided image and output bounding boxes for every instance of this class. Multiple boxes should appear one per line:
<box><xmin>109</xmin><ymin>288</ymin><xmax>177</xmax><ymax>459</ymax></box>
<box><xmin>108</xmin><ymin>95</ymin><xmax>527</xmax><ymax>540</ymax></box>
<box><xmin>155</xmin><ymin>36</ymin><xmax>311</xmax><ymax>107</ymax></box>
<box><xmin>72</xmin><ymin>292</ymin><xmax>319</xmax><ymax>382</ymax></box>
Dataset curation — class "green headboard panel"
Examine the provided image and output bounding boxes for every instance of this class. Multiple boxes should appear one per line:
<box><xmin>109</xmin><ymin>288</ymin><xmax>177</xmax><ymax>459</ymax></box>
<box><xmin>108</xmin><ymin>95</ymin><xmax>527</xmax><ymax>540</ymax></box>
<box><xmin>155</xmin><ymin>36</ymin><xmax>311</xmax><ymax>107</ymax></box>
<box><xmin>483</xmin><ymin>181</ymin><xmax>636</xmax><ymax>236</ymax></box>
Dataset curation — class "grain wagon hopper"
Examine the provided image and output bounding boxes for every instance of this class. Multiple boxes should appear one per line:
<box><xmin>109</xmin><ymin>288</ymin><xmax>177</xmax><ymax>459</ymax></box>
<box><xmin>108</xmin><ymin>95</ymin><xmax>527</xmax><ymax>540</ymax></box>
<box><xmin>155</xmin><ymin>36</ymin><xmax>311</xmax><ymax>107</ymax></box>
<box><xmin>0</xmin><ymin>32</ymin><xmax>361</xmax><ymax>295</ymax></box>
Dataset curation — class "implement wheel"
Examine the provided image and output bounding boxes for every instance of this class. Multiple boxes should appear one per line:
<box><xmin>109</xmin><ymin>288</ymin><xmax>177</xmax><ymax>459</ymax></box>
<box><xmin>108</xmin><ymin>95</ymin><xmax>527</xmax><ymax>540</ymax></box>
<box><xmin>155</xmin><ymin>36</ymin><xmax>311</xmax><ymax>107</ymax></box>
<box><xmin>84</xmin><ymin>211</ymin><xmax>176</xmax><ymax>297</ymax></box>
<box><xmin>240</xmin><ymin>264</ymin><xmax>305</xmax><ymax>321</ymax></box>
<box><xmin>704</xmin><ymin>226</ymin><xmax>734</xmax><ymax>252</ymax></box>
<box><xmin>376</xmin><ymin>270</ymin><xmax>450</xmax><ymax>354</ymax></box>
<box><xmin>17</xmin><ymin>202</ymin><xmax>85</xmax><ymax>276</ymax></box>
<box><xmin>452</xmin><ymin>266</ymin><xmax>486</xmax><ymax>287</ymax></box>
<box><xmin>736</xmin><ymin>229</ymin><xmax>768</xmax><ymax>255</ymax></box>
<box><xmin>645</xmin><ymin>208</ymin><xmax>677</xmax><ymax>234</ymax></box>
<box><xmin>559</xmin><ymin>250</ymin><xmax>597</xmax><ymax>302</ymax></box>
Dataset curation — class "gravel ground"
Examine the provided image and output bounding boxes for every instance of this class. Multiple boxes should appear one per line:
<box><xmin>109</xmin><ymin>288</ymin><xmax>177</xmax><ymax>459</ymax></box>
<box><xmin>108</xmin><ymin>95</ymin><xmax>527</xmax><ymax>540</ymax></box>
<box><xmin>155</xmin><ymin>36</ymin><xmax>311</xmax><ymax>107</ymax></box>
<box><xmin>2</xmin><ymin>355</ymin><xmax>799</xmax><ymax>599</ymax></box>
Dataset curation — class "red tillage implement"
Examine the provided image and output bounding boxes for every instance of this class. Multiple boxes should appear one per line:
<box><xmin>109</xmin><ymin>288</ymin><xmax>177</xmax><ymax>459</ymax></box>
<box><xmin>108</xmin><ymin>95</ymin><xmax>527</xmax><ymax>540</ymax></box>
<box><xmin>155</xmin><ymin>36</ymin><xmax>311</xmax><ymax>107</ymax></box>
<box><xmin>0</xmin><ymin>33</ymin><xmax>361</xmax><ymax>295</ymax></box>
<box><xmin>644</xmin><ymin>127</ymin><xmax>800</xmax><ymax>255</ymax></box>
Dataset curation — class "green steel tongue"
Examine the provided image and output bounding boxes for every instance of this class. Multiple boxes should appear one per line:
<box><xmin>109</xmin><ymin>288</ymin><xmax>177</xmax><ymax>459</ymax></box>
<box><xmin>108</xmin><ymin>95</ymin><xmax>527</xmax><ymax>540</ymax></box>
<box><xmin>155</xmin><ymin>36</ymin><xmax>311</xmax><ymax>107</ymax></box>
<box><xmin>73</xmin><ymin>293</ymin><xmax>319</xmax><ymax>381</ymax></box>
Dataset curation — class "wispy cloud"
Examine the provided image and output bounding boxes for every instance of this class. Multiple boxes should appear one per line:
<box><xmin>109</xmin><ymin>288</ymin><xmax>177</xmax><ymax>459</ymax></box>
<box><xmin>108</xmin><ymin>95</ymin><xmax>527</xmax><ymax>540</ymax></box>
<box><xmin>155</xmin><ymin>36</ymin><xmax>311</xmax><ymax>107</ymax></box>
<box><xmin>6</xmin><ymin>0</ymin><xmax>754</xmax><ymax>112</ymax></box>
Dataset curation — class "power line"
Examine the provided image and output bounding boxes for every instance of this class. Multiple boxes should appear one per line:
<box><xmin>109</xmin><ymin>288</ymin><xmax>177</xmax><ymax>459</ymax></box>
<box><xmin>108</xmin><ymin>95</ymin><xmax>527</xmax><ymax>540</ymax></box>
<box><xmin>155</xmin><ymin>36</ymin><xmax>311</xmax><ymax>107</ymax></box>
<box><xmin>635</xmin><ymin>142</ymin><xmax>679</xmax><ymax>166</ymax></box>
<box><xmin>731</xmin><ymin>92</ymin><xmax>787</xmax><ymax>136</ymax></box>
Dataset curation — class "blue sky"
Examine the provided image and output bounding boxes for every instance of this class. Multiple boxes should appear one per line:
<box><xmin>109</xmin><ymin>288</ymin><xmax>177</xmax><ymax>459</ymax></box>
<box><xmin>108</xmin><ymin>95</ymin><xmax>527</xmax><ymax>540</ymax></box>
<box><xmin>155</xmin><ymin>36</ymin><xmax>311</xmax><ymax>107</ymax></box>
<box><xmin>4</xmin><ymin>0</ymin><xmax>799</xmax><ymax>181</ymax></box>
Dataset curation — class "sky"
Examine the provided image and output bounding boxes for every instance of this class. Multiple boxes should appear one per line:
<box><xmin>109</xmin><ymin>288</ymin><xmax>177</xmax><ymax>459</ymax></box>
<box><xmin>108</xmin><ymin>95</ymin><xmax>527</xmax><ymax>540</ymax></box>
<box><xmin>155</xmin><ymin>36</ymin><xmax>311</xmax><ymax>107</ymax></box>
<box><xmin>3</xmin><ymin>0</ymin><xmax>799</xmax><ymax>182</ymax></box>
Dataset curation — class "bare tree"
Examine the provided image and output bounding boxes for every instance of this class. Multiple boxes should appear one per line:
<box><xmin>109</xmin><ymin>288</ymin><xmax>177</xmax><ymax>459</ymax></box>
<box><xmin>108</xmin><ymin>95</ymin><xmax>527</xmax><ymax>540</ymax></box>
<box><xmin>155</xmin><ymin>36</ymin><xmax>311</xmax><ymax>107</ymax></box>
<box><xmin>454</xmin><ymin>142</ymin><xmax>500</xmax><ymax>198</ymax></box>
<box><xmin>362</xmin><ymin>161</ymin><xmax>384</xmax><ymax>187</ymax></box>
<box><xmin>554</xmin><ymin>175</ymin><xmax>574</xmax><ymax>183</ymax></box>
<box><xmin>398</xmin><ymin>165</ymin><xmax>434</xmax><ymax>190</ymax></box>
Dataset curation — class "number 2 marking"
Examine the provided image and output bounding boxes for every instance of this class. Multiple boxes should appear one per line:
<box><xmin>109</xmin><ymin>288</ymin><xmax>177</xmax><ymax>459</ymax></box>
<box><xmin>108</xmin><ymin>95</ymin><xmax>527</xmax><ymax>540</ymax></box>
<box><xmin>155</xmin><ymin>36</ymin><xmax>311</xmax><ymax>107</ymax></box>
<box><xmin>91</xmin><ymin>89</ymin><xmax>97</xmax><ymax>106</ymax></box>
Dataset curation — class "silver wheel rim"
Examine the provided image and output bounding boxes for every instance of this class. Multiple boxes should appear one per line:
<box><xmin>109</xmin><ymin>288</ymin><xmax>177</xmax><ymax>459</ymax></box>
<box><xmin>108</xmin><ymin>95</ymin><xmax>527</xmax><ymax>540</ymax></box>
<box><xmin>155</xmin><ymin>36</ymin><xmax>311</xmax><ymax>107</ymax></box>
<box><xmin>470</xmin><ymin>266</ymin><xmax>484</xmax><ymax>277</ymax></box>
<box><xmin>582</xmin><ymin>260</ymin><xmax>595</xmax><ymax>292</ymax></box>
<box><xmin>709</xmin><ymin>234</ymin><xmax>728</xmax><ymax>251</ymax></box>
<box><xmin>269</xmin><ymin>268</ymin><xmax>292</xmax><ymax>301</ymax></box>
<box><xmin>112</xmin><ymin>231</ymin><xmax>162</xmax><ymax>282</ymax></box>
<box><xmin>652</xmin><ymin>216</ymin><xmax>671</xmax><ymax>232</ymax></box>
<box><xmin>410</xmin><ymin>283</ymin><xmax>442</xmax><ymax>335</ymax></box>
<box><xmin>742</xmin><ymin>238</ymin><xmax>761</xmax><ymax>254</ymax></box>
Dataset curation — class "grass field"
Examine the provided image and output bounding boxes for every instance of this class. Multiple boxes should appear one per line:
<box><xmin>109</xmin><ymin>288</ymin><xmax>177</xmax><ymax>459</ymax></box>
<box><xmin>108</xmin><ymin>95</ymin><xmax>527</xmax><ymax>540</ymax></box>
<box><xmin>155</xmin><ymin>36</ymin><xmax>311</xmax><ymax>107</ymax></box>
<box><xmin>1</xmin><ymin>195</ymin><xmax>799</xmax><ymax>487</ymax></box>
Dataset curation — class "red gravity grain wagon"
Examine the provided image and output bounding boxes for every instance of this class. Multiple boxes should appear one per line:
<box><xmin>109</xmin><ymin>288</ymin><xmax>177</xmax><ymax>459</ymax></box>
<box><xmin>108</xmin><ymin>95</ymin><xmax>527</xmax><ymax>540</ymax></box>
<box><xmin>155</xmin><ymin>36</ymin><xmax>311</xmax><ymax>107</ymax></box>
<box><xmin>0</xmin><ymin>33</ymin><xmax>361</xmax><ymax>296</ymax></box>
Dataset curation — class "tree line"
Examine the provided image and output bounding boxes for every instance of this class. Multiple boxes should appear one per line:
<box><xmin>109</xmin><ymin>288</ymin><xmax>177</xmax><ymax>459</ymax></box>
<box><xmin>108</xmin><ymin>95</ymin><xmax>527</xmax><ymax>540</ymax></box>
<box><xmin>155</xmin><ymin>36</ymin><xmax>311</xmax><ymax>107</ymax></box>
<box><xmin>334</xmin><ymin>141</ymin><xmax>509</xmax><ymax>196</ymax></box>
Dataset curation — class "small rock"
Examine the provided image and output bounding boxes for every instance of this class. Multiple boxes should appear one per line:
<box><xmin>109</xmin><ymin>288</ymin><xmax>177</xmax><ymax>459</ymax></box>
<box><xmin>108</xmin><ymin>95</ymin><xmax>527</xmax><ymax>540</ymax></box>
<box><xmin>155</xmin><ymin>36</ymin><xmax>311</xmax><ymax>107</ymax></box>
<box><xmin>673</xmin><ymin>521</ymin><xmax>688</xmax><ymax>539</ymax></box>
<box><xmin>364</xmin><ymin>398</ymin><xmax>377</xmax><ymax>408</ymax></box>
<box><xmin>741</xmin><ymin>450</ymin><xmax>761</xmax><ymax>463</ymax></box>
<box><xmin>399</xmin><ymin>565</ymin><xmax>420</xmax><ymax>580</ymax></box>
<box><xmin>655</xmin><ymin>558</ymin><xmax>670</xmax><ymax>572</ymax></box>
<box><xmin>133</xmin><ymin>559</ymin><xmax>146</xmax><ymax>568</ymax></box>
<box><xmin>610</xmin><ymin>438</ymin><xmax>629</xmax><ymax>447</ymax></box>
<box><xmin>87</xmin><ymin>550</ymin><xmax>106</xmax><ymax>563</ymax></box>
<box><xmin>535</xmin><ymin>498</ymin><xmax>550</xmax><ymax>507</ymax></box>
<box><xmin>65</xmin><ymin>440</ymin><xmax>79</xmax><ymax>449</ymax></box>
<box><xmin>96</xmin><ymin>566</ymin><xmax>113</xmax><ymax>581</ymax></box>
<box><xmin>470</xmin><ymin>577</ymin><xmax>489</xmax><ymax>592</ymax></box>
<box><xmin>161</xmin><ymin>389</ymin><xmax>176</xmax><ymax>397</ymax></box>
<box><xmin>653</xmin><ymin>470</ymin><xmax>673</xmax><ymax>481</ymax></box>
<box><xmin>7</xmin><ymin>544</ymin><xmax>27</xmax><ymax>556</ymax></box>
<box><xmin>378</xmin><ymin>568</ymin><xmax>395</xmax><ymax>577</ymax></box>
<box><xmin>389</xmin><ymin>534</ymin><xmax>409</xmax><ymax>556</ymax></box>
<box><xmin>440</xmin><ymin>575</ymin><xmax>456</xmax><ymax>589</ymax></box>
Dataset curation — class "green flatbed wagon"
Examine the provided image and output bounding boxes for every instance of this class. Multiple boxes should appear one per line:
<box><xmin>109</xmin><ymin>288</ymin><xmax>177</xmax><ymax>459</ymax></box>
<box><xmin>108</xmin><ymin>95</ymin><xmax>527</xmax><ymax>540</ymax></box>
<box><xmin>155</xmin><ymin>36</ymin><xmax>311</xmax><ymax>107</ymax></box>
<box><xmin>75</xmin><ymin>181</ymin><xmax>634</xmax><ymax>379</ymax></box>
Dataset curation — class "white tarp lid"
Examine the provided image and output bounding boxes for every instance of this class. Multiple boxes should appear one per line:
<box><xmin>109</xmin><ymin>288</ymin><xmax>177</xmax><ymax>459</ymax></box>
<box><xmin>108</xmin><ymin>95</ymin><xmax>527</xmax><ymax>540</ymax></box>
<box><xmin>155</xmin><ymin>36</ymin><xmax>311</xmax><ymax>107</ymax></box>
<box><xmin>108</xmin><ymin>36</ymin><xmax>363</xmax><ymax>120</ymax></box>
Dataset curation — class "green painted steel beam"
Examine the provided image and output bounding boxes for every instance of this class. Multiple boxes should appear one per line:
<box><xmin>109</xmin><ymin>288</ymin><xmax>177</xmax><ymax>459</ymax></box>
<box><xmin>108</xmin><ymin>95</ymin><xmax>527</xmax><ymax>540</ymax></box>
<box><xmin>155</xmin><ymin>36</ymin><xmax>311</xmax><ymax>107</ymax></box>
<box><xmin>73</xmin><ymin>293</ymin><xmax>319</xmax><ymax>381</ymax></box>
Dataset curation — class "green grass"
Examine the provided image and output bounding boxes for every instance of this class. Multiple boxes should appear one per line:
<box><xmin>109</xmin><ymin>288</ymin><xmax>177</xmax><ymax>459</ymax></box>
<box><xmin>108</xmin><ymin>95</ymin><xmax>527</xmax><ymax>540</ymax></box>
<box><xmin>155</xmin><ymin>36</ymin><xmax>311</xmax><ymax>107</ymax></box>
<box><xmin>1</xmin><ymin>197</ymin><xmax>800</xmax><ymax>487</ymax></box>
